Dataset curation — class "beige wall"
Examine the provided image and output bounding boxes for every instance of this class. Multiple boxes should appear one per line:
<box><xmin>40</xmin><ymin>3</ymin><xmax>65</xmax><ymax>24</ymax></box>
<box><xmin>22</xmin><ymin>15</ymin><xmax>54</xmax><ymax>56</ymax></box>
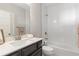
<box><xmin>26</xmin><ymin>7</ymin><xmax>30</xmax><ymax>33</ymax></box>
<box><xmin>30</xmin><ymin>3</ymin><xmax>42</xmax><ymax>37</ymax></box>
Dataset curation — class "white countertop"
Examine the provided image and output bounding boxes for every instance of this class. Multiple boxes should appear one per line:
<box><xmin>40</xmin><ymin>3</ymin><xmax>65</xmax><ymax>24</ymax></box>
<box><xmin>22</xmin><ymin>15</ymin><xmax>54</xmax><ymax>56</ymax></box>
<box><xmin>0</xmin><ymin>38</ymin><xmax>43</xmax><ymax>56</ymax></box>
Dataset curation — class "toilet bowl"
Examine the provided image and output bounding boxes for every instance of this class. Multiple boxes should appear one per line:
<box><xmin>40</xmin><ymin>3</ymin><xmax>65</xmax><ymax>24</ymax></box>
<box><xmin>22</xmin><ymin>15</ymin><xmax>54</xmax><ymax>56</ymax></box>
<box><xmin>42</xmin><ymin>46</ymin><xmax>54</xmax><ymax>56</ymax></box>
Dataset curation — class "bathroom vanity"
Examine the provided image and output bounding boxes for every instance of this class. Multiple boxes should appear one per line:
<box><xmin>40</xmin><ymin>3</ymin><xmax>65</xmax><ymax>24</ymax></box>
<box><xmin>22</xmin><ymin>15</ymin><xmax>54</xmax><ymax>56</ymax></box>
<box><xmin>7</xmin><ymin>40</ymin><xmax>42</xmax><ymax>56</ymax></box>
<box><xmin>0</xmin><ymin>38</ymin><xmax>43</xmax><ymax>56</ymax></box>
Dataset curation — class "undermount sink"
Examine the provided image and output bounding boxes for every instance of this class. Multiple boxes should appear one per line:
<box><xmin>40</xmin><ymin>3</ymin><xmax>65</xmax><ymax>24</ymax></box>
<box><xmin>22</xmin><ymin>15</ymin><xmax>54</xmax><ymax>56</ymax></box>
<box><xmin>9</xmin><ymin>40</ymin><xmax>28</xmax><ymax>46</ymax></box>
<box><xmin>9</xmin><ymin>37</ymin><xmax>36</xmax><ymax>47</ymax></box>
<box><xmin>9</xmin><ymin>38</ymin><xmax>36</xmax><ymax>47</ymax></box>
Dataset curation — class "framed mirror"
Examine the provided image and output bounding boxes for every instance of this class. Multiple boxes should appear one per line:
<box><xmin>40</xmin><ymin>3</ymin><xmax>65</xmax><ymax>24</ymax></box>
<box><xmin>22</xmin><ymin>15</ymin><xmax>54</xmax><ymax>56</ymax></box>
<box><xmin>0</xmin><ymin>29</ymin><xmax>5</xmax><ymax>45</ymax></box>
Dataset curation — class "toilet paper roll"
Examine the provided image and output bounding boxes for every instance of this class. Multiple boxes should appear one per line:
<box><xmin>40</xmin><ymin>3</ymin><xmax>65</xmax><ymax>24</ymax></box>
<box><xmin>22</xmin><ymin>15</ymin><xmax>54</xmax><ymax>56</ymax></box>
<box><xmin>42</xmin><ymin>40</ymin><xmax>47</xmax><ymax>46</ymax></box>
<box><xmin>44</xmin><ymin>40</ymin><xmax>47</xmax><ymax>45</ymax></box>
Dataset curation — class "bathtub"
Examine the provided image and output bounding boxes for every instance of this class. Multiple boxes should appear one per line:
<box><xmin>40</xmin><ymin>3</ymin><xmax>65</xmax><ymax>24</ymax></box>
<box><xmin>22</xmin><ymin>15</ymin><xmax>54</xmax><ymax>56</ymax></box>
<box><xmin>47</xmin><ymin>43</ymin><xmax>79</xmax><ymax>56</ymax></box>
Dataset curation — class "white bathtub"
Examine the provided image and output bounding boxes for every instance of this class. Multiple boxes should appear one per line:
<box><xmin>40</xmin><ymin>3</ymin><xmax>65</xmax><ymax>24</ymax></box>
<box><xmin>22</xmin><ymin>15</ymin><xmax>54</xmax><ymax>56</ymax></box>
<box><xmin>47</xmin><ymin>43</ymin><xmax>79</xmax><ymax>56</ymax></box>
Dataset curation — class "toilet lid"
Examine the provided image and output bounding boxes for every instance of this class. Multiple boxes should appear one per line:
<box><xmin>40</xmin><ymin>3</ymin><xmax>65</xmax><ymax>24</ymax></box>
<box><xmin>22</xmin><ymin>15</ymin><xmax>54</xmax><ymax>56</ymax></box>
<box><xmin>43</xmin><ymin>46</ymin><xmax>54</xmax><ymax>51</ymax></box>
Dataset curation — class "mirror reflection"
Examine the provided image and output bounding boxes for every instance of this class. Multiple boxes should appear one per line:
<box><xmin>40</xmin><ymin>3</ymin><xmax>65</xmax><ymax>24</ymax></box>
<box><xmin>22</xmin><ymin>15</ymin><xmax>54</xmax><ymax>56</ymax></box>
<box><xmin>0</xmin><ymin>3</ymin><xmax>30</xmax><ymax>42</ymax></box>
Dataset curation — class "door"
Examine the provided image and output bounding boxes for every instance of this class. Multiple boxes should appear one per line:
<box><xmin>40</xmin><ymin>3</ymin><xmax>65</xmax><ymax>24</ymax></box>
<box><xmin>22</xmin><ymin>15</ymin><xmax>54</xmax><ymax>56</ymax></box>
<box><xmin>42</xmin><ymin>5</ymin><xmax>48</xmax><ymax>39</ymax></box>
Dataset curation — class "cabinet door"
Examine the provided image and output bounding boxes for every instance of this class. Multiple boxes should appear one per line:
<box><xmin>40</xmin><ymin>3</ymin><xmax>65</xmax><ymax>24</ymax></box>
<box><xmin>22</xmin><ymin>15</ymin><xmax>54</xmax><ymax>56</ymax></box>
<box><xmin>31</xmin><ymin>48</ymin><xmax>42</xmax><ymax>56</ymax></box>
<box><xmin>22</xmin><ymin>43</ymin><xmax>37</xmax><ymax>56</ymax></box>
<box><xmin>37</xmin><ymin>40</ymin><xmax>42</xmax><ymax>48</ymax></box>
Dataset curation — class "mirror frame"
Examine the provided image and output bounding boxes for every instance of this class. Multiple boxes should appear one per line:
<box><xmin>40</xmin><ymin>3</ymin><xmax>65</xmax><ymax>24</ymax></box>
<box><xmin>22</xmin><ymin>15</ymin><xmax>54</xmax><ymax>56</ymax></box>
<box><xmin>0</xmin><ymin>29</ymin><xmax>5</xmax><ymax>45</ymax></box>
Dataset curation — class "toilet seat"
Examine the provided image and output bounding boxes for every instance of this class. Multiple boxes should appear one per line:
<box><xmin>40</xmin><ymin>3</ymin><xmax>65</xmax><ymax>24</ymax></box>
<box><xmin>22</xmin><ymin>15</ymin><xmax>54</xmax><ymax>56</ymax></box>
<box><xmin>43</xmin><ymin>46</ymin><xmax>54</xmax><ymax>51</ymax></box>
<box><xmin>42</xmin><ymin>46</ymin><xmax>54</xmax><ymax>56</ymax></box>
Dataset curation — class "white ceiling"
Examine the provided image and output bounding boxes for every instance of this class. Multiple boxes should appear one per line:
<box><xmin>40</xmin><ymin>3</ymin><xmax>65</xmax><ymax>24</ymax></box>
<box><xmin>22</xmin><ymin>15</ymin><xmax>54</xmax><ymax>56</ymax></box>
<box><xmin>42</xmin><ymin>3</ymin><xmax>60</xmax><ymax>6</ymax></box>
<box><xmin>14</xmin><ymin>3</ymin><xmax>30</xmax><ymax>9</ymax></box>
<box><xmin>14</xmin><ymin>3</ymin><xmax>58</xmax><ymax>9</ymax></box>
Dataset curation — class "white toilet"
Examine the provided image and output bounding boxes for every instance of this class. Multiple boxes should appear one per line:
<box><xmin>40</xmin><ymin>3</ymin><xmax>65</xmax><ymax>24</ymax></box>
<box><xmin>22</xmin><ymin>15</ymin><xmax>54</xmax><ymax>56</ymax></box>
<box><xmin>42</xmin><ymin>38</ymin><xmax>55</xmax><ymax>56</ymax></box>
<box><xmin>42</xmin><ymin>46</ymin><xmax>54</xmax><ymax>56</ymax></box>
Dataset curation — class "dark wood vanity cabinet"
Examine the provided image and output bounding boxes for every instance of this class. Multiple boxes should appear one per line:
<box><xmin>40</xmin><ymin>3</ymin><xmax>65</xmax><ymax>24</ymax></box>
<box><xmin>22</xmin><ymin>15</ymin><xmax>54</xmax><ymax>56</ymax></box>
<box><xmin>7</xmin><ymin>40</ymin><xmax>42</xmax><ymax>56</ymax></box>
<box><xmin>22</xmin><ymin>43</ymin><xmax>37</xmax><ymax>56</ymax></box>
<box><xmin>31</xmin><ymin>48</ymin><xmax>42</xmax><ymax>56</ymax></box>
<box><xmin>7</xmin><ymin>50</ymin><xmax>22</xmax><ymax>56</ymax></box>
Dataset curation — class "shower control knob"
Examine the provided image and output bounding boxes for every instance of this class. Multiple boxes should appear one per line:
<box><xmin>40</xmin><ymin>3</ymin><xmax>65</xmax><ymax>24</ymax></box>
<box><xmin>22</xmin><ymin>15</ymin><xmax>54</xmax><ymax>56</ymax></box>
<box><xmin>45</xmin><ymin>32</ymin><xmax>47</xmax><ymax>35</ymax></box>
<box><xmin>8</xmin><ymin>33</ymin><xmax>11</xmax><ymax>36</ymax></box>
<box><xmin>45</xmin><ymin>38</ymin><xmax>48</xmax><ymax>40</ymax></box>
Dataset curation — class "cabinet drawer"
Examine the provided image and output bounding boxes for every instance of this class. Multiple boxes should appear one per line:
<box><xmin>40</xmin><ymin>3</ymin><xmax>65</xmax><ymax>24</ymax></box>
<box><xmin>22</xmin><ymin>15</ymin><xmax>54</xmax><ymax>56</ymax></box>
<box><xmin>22</xmin><ymin>43</ymin><xmax>37</xmax><ymax>56</ymax></box>
<box><xmin>7</xmin><ymin>50</ymin><xmax>21</xmax><ymax>56</ymax></box>
<box><xmin>31</xmin><ymin>48</ymin><xmax>42</xmax><ymax>56</ymax></box>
